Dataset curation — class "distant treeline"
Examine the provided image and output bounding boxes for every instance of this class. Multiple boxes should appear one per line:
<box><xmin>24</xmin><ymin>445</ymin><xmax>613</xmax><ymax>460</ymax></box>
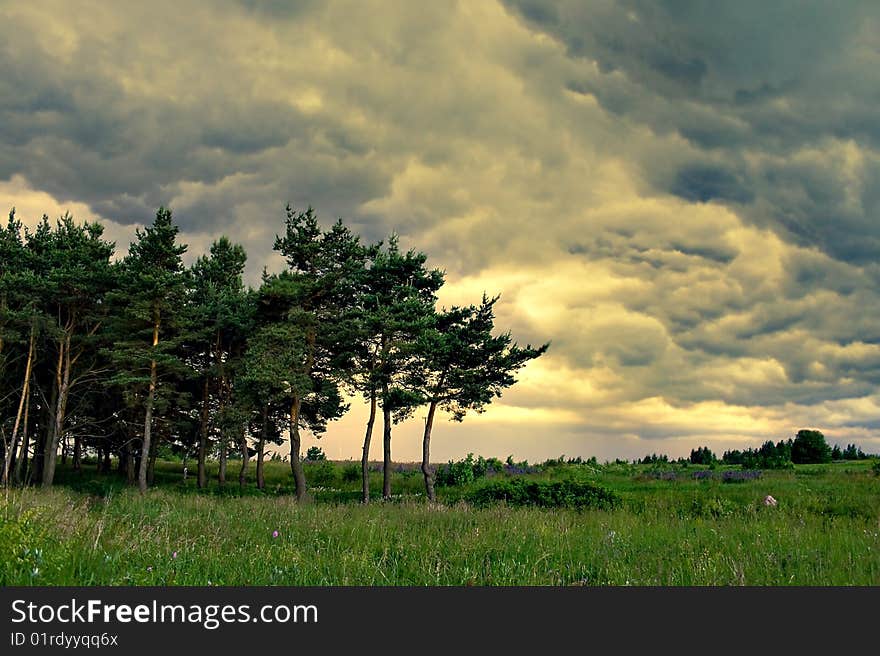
<box><xmin>0</xmin><ymin>205</ymin><xmax>547</xmax><ymax>501</ymax></box>
<box><xmin>637</xmin><ymin>429</ymin><xmax>875</xmax><ymax>469</ymax></box>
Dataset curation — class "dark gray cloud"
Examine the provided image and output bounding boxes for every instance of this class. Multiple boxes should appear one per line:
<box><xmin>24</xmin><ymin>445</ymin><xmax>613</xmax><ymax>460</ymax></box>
<box><xmin>503</xmin><ymin>0</ymin><xmax>880</xmax><ymax>265</ymax></box>
<box><xmin>0</xmin><ymin>2</ymin><xmax>396</xmax><ymax>238</ymax></box>
<box><xmin>670</xmin><ymin>164</ymin><xmax>753</xmax><ymax>204</ymax></box>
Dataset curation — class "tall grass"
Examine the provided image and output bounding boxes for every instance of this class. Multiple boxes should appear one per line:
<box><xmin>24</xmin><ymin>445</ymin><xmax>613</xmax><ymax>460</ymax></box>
<box><xmin>2</xmin><ymin>460</ymin><xmax>878</xmax><ymax>585</ymax></box>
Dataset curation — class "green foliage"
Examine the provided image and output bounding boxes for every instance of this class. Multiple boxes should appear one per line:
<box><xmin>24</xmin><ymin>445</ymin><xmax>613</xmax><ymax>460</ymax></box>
<box><xmin>0</xmin><ymin>510</ymin><xmax>38</xmax><ymax>583</ymax></box>
<box><xmin>689</xmin><ymin>496</ymin><xmax>736</xmax><ymax>519</ymax></box>
<box><xmin>832</xmin><ymin>443</ymin><xmax>869</xmax><ymax>460</ymax></box>
<box><xmin>791</xmin><ymin>429</ymin><xmax>832</xmax><ymax>464</ymax></box>
<box><xmin>304</xmin><ymin>459</ymin><xmax>337</xmax><ymax>486</ymax></box>
<box><xmin>306</xmin><ymin>446</ymin><xmax>326</xmax><ymax>461</ymax></box>
<box><xmin>412</xmin><ymin>296</ymin><xmax>548</xmax><ymax>422</ymax></box>
<box><xmin>342</xmin><ymin>463</ymin><xmax>360</xmax><ymax>483</ymax></box>
<box><xmin>723</xmin><ymin>440</ymin><xmax>794</xmax><ymax>470</ymax></box>
<box><xmin>436</xmin><ymin>453</ymin><xmax>500</xmax><ymax>486</ymax></box>
<box><xmin>106</xmin><ymin>207</ymin><xmax>189</xmax><ymax>402</ymax></box>
<box><xmin>467</xmin><ymin>477</ymin><xmax>620</xmax><ymax>510</ymax></box>
<box><xmin>0</xmin><ymin>509</ymin><xmax>67</xmax><ymax>585</ymax></box>
<box><xmin>689</xmin><ymin>446</ymin><xmax>716</xmax><ymax>465</ymax></box>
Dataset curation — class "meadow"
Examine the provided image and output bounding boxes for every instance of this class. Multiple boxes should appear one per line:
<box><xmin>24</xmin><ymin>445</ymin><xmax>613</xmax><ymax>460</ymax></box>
<box><xmin>2</xmin><ymin>457</ymin><xmax>879</xmax><ymax>586</ymax></box>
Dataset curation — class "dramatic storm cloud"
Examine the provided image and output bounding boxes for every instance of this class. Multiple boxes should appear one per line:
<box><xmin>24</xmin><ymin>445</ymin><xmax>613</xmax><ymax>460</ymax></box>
<box><xmin>2</xmin><ymin>0</ymin><xmax>878</xmax><ymax>461</ymax></box>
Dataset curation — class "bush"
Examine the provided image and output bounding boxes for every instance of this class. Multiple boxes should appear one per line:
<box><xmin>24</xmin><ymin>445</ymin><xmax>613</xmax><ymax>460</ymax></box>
<box><xmin>305</xmin><ymin>459</ymin><xmax>336</xmax><ymax>486</ymax></box>
<box><xmin>436</xmin><ymin>453</ymin><xmax>480</xmax><ymax>486</ymax></box>
<box><xmin>341</xmin><ymin>463</ymin><xmax>360</xmax><ymax>483</ymax></box>
<box><xmin>467</xmin><ymin>478</ymin><xmax>620</xmax><ymax>510</ymax></box>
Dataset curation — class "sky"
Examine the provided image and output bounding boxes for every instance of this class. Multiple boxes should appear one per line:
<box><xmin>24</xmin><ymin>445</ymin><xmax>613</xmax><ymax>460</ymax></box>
<box><xmin>2</xmin><ymin>0</ymin><xmax>880</xmax><ymax>463</ymax></box>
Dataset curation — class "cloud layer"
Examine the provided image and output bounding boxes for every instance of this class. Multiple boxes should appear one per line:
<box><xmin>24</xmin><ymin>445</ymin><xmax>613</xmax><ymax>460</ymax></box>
<box><xmin>2</xmin><ymin>0</ymin><xmax>878</xmax><ymax>461</ymax></box>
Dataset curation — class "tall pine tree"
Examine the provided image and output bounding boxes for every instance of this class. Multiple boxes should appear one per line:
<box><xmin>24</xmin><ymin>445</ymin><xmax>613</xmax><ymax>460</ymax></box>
<box><xmin>38</xmin><ymin>215</ymin><xmax>115</xmax><ymax>488</ymax></box>
<box><xmin>411</xmin><ymin>295</ymin><xmax>548</xmax><ymax>500</ymax></box>
<box><xmin>108</xmin><ymin>207</ymin><xmax>187</xmax><ymax>493</ymax></box>
<box><xmin>269</xmin><ymin>206</ymin><xmax>368</xmax><ymax>500</ymax></box>
<box><xmin>186</xmin><ymin>237</ymin><xmax>251</xmax><ymax>488</ymax></box>
<box><xmin>368</xmin><ymin>236</ymin><xmax>443</xmax><ymax>500</ymax></box>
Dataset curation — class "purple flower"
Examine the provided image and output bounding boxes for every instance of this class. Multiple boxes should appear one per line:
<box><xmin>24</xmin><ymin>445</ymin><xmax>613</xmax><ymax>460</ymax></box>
<box><xmin>272</xmin><ymin>530</ymin><xmax>279</xmax><ymax>539</ymax></box>
<box><xmin>172</xmin><ymin>551</ymin><xmax>178</xmax><ymax>559</ymax></box>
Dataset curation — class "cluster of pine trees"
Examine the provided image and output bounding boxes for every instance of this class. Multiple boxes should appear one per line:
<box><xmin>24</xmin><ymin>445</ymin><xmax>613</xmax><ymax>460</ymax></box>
<box><xmin>0</xmin><ymin>205</ymin><xmax>547</xmax><ymax>502</ymax></box>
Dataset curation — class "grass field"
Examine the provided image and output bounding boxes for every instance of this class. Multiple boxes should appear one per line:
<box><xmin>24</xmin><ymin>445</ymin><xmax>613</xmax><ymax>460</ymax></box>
<box><xmin>2</xmin><ymin>458</ymin><xmax>879</xmax><ymax>585</ymax></box>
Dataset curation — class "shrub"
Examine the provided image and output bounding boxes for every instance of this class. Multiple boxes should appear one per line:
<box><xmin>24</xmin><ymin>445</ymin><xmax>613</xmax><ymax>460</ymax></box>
<box><xmin>466</xmin><ymin>478</ymin><xmax>620</xmax><ymax>510</ymax></box>
<box><xmin>341</xmin><ymin>463</ymin><xmax>360</xmax><ymax>483</ymax></box>
<box><xmin>436</xmin><ymin>453</ymin><xmax>501</xmax><ymax>486</ymax></box>
<box><xmin>305</xmin><ymin>459</ymin><xmax>336</xmax><ymax>486</ymax></box>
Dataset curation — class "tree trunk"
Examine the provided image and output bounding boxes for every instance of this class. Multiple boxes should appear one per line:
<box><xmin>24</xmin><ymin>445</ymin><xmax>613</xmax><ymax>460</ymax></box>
<box><xmin>361</xmin><ymin>390</ymin><xmax>376</xmax><ymax>503</ymax></box>
<box><xmin>138</xmin><ymin>312</ymin><xmax>160</xmax><ymax>494</ymax></box>
<box><xmin>215</xmin><ymin>330</ymin><xmax>227</xmax><ymax>488</ymax></box>
<box><xmin>13</xmin><ymin>387</ymin><xmax>31</xmax><ymax>485</ymax></box>
<box><xmin>218</xmin><ymin>434</ymin><xmax>227</xmax><ymax>487</ymax></box>
<box><xmin>289</xmin><ymin>395</ymin><xmax>306</xmax><ymax>501</ymax></box>
<box><xmin>43</xmin><ymin>331</ymin><xmax>72</xmax><ymax>488</ymax></box>
<box><xmin>238</xmin><ymin>426</ymin><xmax>249</xmax><ymax>488</ymax></box>
<box><xmin>197</xmin><ymin>375</ymin><xmax>210</xmax><ymax>489</ymax></box>
<box><xmin>147</xmin><ymin>434</ymin><xmax>158</xmax><ymax>486</ymax></box>
<box><xmin>421</xmin><ymin>399</ymin><xmax>438</xmax><ymax>502</ymax></box>
<box><xmin>102</xmin><ymin>448</ymin><xmax>111</xmax><ymax>474</ymax></box>
<box><xmin>289</xmin><ymin>327</ymin><xmax>315</xmax><ymax>502</ymax></box>
<box><xmin>73</xmin><ymin>434</ymin><xmax>82</xmax><ymax>472</ymax></box>
<box><xmin>125</xmin><ymin>445</ymin><xmax>136</xmax><ymax>485</ymax></box>
<box><xmin>382</xmin><ymin>383</ymin><xmax>392</xmax><ymax>500</ymax></box>
<box><xmin>31</xmin><ymin>381</ymin><xmax>56</xmax><ymax>485</ymax></box>
<box><xmin>256</xmin><ymin>403</ymin><xmax>267</xmax><ymax>490</ymax></box>
<box><xmin>3</xmin><ymin>322</ymin><xmax>34</xmax><ymax>486</ymax></box>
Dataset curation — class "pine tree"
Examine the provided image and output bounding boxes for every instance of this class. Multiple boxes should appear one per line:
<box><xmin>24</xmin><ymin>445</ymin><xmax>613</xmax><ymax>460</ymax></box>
<box><xmin>411</xmin><ymin>295</ymin><xmax>548</xmax><ymax>500</ymax></box>
<box><xmin>268</xmin><ymin>206</ymin><xmax>368</xmax><ymax>500</ymax></box>
<box><xmin>107</xmin><ymin>207</ymin><xmax>187</xmax><ymax>493</ymax></box>
<box><xmin>186</xmin><ymin>237</ymin><xmax>252</xmax><ymax>488</ymax></box>
<box><xmin>36</xmin><ymin>214</ymin><xmax>115</xmax><ymax>487</ymax></box>
<box><xmin>353</xmin><ymin>235</ymin><xmax>444</xmax><ymax>501</ymax></box>
<box><xmin>0</xmin><ymin>211</ymin><xmax>45</xmax><ymax>485</ymax></box>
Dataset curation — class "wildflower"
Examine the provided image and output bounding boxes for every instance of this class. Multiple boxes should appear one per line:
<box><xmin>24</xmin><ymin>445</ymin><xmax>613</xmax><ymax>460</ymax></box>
<box><xmin>147</xmin><ymin>566</ymin><xmax>153</xmax><ymax>572</ymax></box>
<box><xmin>272</xmin><ymin>530</ymin><xmax>279</xmax><ymax>538</ymax></box>
<box><xmin>763</xmin><ymin>495</ymin><xmax>778</xmax><ymax>507</ymax></box>
<box><xmin>172</xmin><ymin>551</ymin><xmax>178</xmax><ymax>559</ymax></box>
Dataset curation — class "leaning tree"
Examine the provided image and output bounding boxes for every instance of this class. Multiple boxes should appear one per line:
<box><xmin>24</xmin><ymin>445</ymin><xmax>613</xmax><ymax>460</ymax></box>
<box><xmin>411</xmin><ymin>294</ymin><xmax>548</xmax><ymax>501</ymax></box>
